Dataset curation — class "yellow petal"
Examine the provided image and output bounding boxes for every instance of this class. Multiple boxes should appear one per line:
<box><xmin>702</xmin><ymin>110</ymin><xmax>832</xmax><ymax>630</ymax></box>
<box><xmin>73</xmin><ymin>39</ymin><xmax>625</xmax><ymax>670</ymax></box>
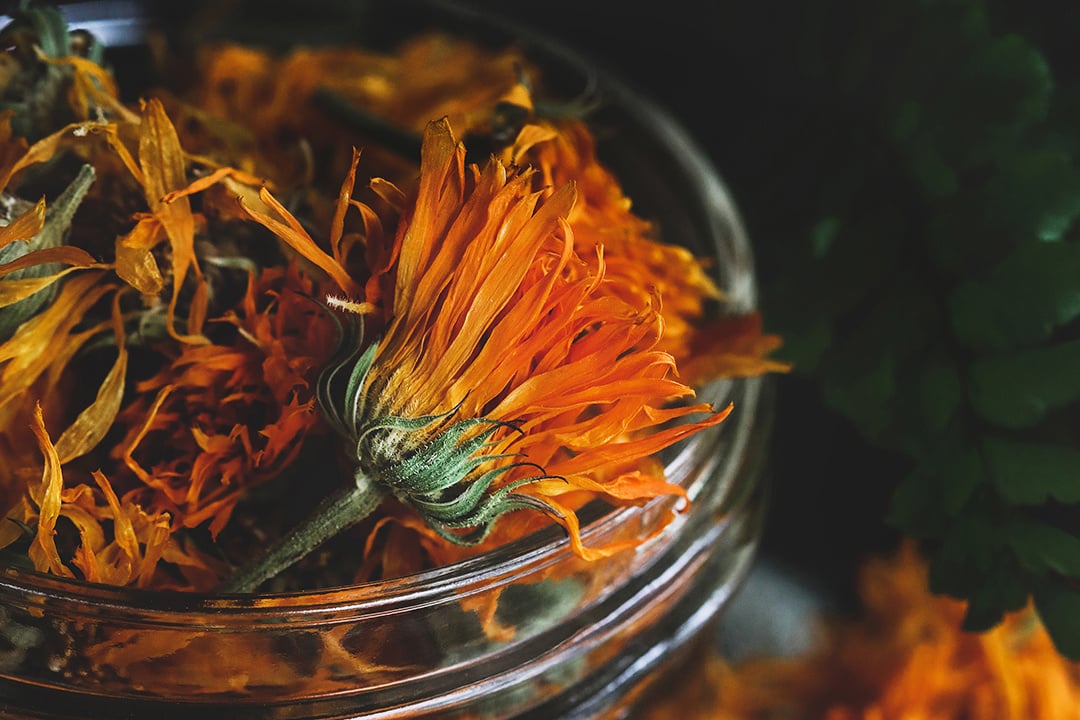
<box><xmin>0</xmin><ymin>198</ymin><xmax>46</xmax><ymax>251</ymax></box>
<box><xmin>54</xmin><ymin>296</ymin><xmax>128</xmax><ymax>464</ymax></box>
<box><xmin>0</xmin><ymin>263</ymin><xmax>100</xmax><ymax>307</ymax></box>
<box><xmin>91</xmin><ymin>471</ymin><xmax>140</xmax><ymax>575</ymax></box>
<box><xmin>0</xmin><ymin>272</ymin><xmax>111</xmax><ymax>410</ymax></box>
<box><xmin>139</xmin><ymin>98</ymin><xmax>207</xmax><ymax>344</ymax></box>
<box><xmin>115</xmin><ymin>217</ymin><xmax>166</xmax><ymax>296</ymax></box>
<box><xmin>27</xmin><ymin>404</ymin><xmax>73</xmax><ymax>577</ymax></box>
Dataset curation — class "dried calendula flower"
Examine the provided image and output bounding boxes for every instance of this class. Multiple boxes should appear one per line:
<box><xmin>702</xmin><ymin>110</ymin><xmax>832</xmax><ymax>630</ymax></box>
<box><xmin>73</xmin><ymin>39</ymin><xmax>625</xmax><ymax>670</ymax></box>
<box><xmin>220</xmin><ymin>119</ymin><xmax>731</xmax><ymax>591</ymax></box>
<box><xmin>0</xmin><ymin>9</ymin><xmax>784</xmax><ymax>594</ymax></box>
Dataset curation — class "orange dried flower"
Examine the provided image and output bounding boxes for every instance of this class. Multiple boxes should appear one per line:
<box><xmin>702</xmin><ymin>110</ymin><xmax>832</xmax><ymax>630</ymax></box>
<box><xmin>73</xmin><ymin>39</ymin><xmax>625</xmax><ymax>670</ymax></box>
<box><xmin>0</xmin><ymin>19</ymin><xmax>784</xmax><ymax>593</ymax></box>
<box><xmin>114</xmin><ymin>265</ymin><xmax>337</xmax><ymax>541</ymax></box>
<box><xmin>223</xmin><ymin>118</ymin><xmax>729</xmax><ymax>588</ymax></box>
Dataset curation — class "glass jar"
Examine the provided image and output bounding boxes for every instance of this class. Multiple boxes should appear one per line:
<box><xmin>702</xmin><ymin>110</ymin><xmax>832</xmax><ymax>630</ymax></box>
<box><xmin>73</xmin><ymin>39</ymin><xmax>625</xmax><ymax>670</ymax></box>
<box><xmin>0</xmin><ymin>3</ymin><xmax>769</xmax><ymax>717</ymax></box>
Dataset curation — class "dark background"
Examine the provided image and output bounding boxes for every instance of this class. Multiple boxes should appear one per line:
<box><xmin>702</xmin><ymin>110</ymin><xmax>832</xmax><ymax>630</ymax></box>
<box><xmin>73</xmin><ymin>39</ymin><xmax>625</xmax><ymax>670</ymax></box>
<box><xmin>469</xmin><ymin>1</ymin><xmax>905</xmax><ymax>603</ymax></box>
<box><xmin>469</xmin><ymin>0</ymin><xmax>1080</xmax><ymax>611</ymax></box>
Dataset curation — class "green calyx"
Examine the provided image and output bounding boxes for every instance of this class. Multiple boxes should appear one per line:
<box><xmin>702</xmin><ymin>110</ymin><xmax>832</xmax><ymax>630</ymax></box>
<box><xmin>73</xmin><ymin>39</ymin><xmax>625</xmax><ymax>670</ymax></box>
<box><xmin>318</xmin><ymin>311</ymin><xmax>561</xmax><ymax>545</ymax></box>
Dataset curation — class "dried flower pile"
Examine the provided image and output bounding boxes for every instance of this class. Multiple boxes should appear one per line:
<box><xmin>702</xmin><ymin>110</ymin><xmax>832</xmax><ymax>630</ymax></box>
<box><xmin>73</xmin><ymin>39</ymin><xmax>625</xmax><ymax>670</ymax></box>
<box><xmin>642</xmin><ymin>543</ymin><xmax>1080</xmax><ymax>720</ymax></box>
<box><xmin>0</xmin><ymin>8</ymin><xmax>782</xmax><ymax>592</ymax></box>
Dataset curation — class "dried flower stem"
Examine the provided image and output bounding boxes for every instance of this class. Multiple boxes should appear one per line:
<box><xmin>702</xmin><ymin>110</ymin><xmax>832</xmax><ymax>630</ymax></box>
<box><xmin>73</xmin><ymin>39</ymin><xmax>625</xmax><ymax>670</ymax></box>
<box><xmin>218</xmin><ymin>471</ymin><xmax>387</xmax><ymax>593</ymax></box>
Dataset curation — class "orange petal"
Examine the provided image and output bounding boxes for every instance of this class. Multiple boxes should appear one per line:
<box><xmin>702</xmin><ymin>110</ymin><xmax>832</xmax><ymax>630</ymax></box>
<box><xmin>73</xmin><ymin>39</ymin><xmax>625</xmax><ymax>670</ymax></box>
<box><xmin>0</xmin><ymin>245</ymin><xmax>98</xmax><ymax>277</ymax></box>
<box><xmin>330</xmin><ymin>147</ymin><xmax>362</xmax><ymax>267</ymax></box>
<box><xmin>679</xmin><ymin>311</ymin><xmax>792</xmax><ymax>383</ymax></box>
<box><xmin>0</xmin><ymin>272</ymin><xmax>112</xmax><ymax>410</ymax></box>
<box><xmin>122</xmin><ymin>384</ymin><xmax>177</xmax><ymax>488</ymax></box>
<box><xmin>161</xmin><ymin>165</ymin><xmax>269</xmax><ymax>204</ymax></box>
<box><xmin>236</xmin><ymin>187</ymin><xmax>355</xmax><ymax>293</ymax></box>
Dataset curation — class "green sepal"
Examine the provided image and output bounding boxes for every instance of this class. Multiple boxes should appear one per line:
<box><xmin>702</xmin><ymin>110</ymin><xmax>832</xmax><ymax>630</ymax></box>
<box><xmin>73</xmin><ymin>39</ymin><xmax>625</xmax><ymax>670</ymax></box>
<box><xmin>366</xmin><ymin>415</ymin><xmax>506</xmax><ymax>493</ymax></box>
<box><xmin>406</xmin><ymin>459</ymin><xmax>525</xmax><ymax>521</ymax></box>
<box><xmin>315</xmin><ymin>311</ymin><xmax>376</xmax><ymax>436</ymax></box>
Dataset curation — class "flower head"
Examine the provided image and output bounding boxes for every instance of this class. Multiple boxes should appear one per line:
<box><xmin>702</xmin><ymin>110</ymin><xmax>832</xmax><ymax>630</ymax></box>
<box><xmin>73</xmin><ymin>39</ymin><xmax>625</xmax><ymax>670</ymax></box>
<box><xmin>316</xmin><ymin>118</ymin><xmax>728</xmax><ymax>556</ymax></box>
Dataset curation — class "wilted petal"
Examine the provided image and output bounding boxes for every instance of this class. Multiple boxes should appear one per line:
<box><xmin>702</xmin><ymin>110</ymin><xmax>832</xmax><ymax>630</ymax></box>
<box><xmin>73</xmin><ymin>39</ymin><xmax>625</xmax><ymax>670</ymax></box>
<box><xmin>139</xmin><ymin>98</ymin><xmax>206</xmax><ymax>343</ymax></box>
<box><xmin>0</xmin><ymin>263</ymin><xmax>99</xmax><ymax>307</ymax></box>
<box><xmin>27</xmin><ymin>404</ymin><xmax>73</xmax><ymax>577</ymax></box>
<box><xmin>0</xmin><ymin>198</ymin><xmax>46</xmax><ymax>251</ymax></box>
<box><xmin>114</xmin><ymin>217</ymin><xmax>166</xmax><ymax>296</ymax></box>
<box><xmin>54</xmin><ymin>295</ymin><xmax>128</xmax><ymax>463</ymax></box>
<box><xmin>237</xmin><ymin>187</ymin><xmax>356</xmax><ymax>294</ymax></box>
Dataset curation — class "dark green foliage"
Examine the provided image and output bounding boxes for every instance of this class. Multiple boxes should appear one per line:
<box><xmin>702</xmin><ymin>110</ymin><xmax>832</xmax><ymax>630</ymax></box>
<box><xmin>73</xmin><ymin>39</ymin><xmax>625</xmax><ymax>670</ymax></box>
<box><xmin>757</xmin><ymin>0</ymin><xmax>1080</xmax><ymax>658</ymax></box>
